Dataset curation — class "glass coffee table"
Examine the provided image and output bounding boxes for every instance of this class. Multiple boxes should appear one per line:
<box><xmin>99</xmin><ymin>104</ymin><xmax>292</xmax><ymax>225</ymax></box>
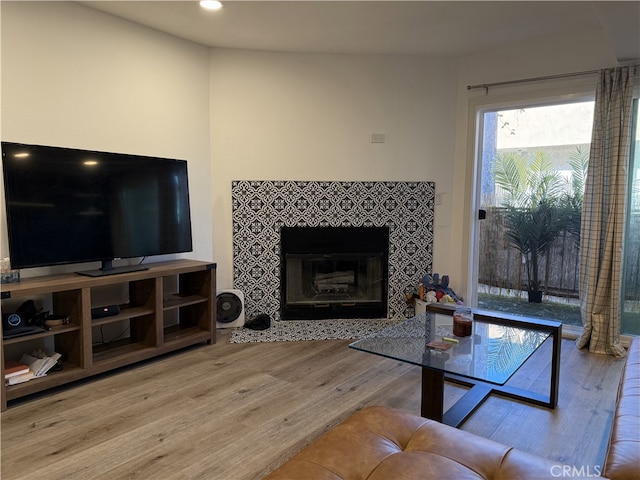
<box><xmin>349</xmin><ymin>304</ymin><xmax>562</xmax><ymax>427</ymax></box>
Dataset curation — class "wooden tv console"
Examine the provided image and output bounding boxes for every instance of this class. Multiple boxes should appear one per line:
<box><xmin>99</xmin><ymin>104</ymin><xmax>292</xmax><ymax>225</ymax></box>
<box><xmin>0</xmin><ymin>259</ymin><xmax>216</xmax><ymax>411</ymax></box>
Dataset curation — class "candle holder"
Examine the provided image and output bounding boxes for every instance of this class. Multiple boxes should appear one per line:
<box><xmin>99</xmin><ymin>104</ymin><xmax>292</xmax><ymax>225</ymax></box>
<box><xmin>453</xmin><ymin>307</ymin><xmax>473</xmax><ymax>337</ymax></box>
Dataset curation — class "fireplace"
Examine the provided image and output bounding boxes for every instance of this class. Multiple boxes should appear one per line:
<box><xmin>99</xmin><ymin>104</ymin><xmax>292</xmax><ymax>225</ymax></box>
<box><xmin>281</xmin><ymin>226</ymin><xmax>389</xmax><ymax>320</ymax></box>
<box><xmin>232</xmin><ymin>180</ymin><xmax>435</xmax><ymax>321</ymax></box>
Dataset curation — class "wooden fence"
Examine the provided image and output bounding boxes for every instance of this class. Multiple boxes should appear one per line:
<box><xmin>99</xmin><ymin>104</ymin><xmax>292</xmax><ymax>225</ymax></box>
<box><xmin>478</xmin><ymin>207</ymin><xmax>640</xmax><ymax>301</ymax></box>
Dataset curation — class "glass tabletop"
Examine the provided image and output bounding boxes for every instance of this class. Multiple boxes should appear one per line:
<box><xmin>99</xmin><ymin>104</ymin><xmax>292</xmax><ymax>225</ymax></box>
<box><xmin>349</xmin><ymin>312</ymin><xmax>550</xmax><ymax>385</ymax></box>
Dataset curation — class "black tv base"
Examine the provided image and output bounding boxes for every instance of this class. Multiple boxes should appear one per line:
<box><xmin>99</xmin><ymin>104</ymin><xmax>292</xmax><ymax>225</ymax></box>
<box><xmin>76</xmin><ymin>262</ymin><xmax>148</xmax><ymax>277</ymax></box>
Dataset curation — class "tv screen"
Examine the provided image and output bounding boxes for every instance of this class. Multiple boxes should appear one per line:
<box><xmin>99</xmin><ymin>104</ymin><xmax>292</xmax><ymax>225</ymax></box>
<box><xmin>1</xmin><ymin>142</ymin><xmax>193</xmax><ymax>276</ymax></box>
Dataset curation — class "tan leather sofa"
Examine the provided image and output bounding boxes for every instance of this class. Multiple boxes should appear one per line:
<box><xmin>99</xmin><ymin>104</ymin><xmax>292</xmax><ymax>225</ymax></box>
<box><xmin>603</xmin><ymin>337</ymin><xmax>640</xmax><ymax>479</ymax></box>
<box><xmin>265</xmin><ymin>339</ymin><xmax>639</xmax><ymax>480</ymax></box>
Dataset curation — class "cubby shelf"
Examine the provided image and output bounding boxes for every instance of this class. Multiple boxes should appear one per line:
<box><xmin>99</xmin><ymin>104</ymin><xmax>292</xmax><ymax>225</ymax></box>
<box><xmin>2</xmin><ymin>324</ymin><xmax>81</xmax><ymax>346</ymax></box>
<box><xmin>5</xmin><ymin>364</ymin><xmax>85</xmax><ymax>401</ymax></box>
<box><xmin>1</xmin><ymin>259</ymin><xmax>216</xmax><ymax>411</ymax></box>
<box><xmin>91</xmin><ymin>306</ymin><xmax>155</xmax><ymax>327</ymax></box>
<box><xmin>163</xmin><ymin>294</ymin><xmax>208</xmax><ymax>310</ymax></box>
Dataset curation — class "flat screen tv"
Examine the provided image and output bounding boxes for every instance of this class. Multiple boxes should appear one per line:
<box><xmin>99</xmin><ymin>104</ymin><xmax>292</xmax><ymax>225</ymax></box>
<box><xmin>1</xmin><ymin>142</ymin><xmax>193</xmax><ymax>277</ymax></box>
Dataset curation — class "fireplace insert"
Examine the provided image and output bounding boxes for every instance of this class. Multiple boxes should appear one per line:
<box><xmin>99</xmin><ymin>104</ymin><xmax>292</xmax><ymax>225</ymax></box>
<box><xmin>281</xmin><ymin>226</ymin><xmax>389</xmax><ymax>320</ymax></box>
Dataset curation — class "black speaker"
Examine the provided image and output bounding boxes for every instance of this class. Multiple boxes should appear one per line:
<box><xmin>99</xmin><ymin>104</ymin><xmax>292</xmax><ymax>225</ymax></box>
<box><xmin>91</xmin><ymin>305</ymin><xmax>120</xmax><ymax>319</ymax></box>
<box><xmin>2</xmin><ymin>299</ymin><xmax>37</xmax><ymax>330</ymax></box>
<box><xmin>2</xmin><ymin>312</ymin><xmax>25</xmax><ymax>330</ymax></box>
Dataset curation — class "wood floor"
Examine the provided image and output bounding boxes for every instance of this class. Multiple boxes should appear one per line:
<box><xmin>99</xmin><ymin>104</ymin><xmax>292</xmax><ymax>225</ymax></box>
<box><xmin>1</xmin><ymin>331</ymin><xmax>626</xmax><ymax>480</ymax></box>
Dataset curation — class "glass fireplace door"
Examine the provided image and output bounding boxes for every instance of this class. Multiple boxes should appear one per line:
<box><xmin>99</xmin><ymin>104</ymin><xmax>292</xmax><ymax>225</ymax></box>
<box><xmin>284</xmin><ymin>253</ymin><xmax>386</xmax><ymax>319</ymax></box>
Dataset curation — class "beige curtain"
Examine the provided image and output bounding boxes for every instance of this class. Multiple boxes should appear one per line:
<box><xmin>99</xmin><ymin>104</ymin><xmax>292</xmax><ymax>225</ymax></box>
<box><xmin>576</xmin><ymin>67</ymin><xmax>634</xmax><ymax>357</ymax></box>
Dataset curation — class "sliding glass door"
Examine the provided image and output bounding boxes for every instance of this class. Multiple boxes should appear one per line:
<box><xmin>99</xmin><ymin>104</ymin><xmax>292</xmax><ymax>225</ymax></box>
<box><xmin>473</xmin><ymin>100</ymin><xmax>594</xmax><ymax>327</ymax></box>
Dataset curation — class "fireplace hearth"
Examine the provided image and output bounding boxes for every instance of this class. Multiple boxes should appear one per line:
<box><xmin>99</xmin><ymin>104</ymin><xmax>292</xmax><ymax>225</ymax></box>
<box><xmin>281</xmin><ymin>226</ymin><xmax>389</xmax><ymax>320</ymax></box>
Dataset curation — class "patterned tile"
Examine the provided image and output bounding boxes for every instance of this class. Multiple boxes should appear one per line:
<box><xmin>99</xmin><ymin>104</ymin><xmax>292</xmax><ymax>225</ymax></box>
<box><xmin>228</xmin><ymin>318</ymin><xmax>402</xmax><ymax>343</ymax></box>
<box><xmin>228</xmin><ymin>316</ymin><xmax>451</xmax><ymax>343</ymax></box>
<box><xmin>232</xmin><ymin>181</ymin><xmax>435</xmax><ymax>321</ymax></box>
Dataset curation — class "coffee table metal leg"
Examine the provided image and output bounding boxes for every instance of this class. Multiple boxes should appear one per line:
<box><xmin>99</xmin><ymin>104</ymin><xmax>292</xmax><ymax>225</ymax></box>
<box><xmin>422</xmin><ymin>367</ymin><xmax>493</xmax><ymax>427</ymax></box>
<box><xmin>421</xmin><ymin>367</ymin><xmax>444</xmax><ymax>421</ymax></box>
<box><xmin>443</xmin><ymin>383</ymin><xmax>493</xmax><ymax>428</ymax></box>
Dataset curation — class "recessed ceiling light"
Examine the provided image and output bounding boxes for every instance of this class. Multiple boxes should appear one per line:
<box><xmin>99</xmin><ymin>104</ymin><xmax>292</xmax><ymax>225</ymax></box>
<box><xmin>200</xmin><ymin>0</ymin><xmax>223</xmax><ymax>11</ymax></box>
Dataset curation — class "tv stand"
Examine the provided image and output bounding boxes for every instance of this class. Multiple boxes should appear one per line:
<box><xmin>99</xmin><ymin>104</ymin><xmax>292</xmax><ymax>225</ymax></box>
<box><xmin>1</xmin><ymin>259</ymin><xmax>216</xmax><ymax>411</ymax></box>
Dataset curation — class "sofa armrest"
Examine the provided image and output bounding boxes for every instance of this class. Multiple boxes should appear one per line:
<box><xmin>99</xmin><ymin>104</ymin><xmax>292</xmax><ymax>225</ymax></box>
<box><xmin>603</xmin><ymin>338</ymin><xmax>640</xmax><ymax>480</ymax></box>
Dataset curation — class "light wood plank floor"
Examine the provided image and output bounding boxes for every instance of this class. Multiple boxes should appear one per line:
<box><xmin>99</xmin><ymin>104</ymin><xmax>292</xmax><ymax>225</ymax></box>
<box><xmin>1</xmin><ymin>332</ymin><xmax>626</xmax><ymax>480</ymax></box>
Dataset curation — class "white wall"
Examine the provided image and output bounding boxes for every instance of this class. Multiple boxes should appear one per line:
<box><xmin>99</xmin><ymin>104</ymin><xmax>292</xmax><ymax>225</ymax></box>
<box><xmin>0</xmin><ymin>1</ymin><xmax>213</xmax><ymax>276</ymax></box>
<box><xmin>209</xmin><ymin>49</ymin><xmax>458</xmax><ymax>289</ymax></box>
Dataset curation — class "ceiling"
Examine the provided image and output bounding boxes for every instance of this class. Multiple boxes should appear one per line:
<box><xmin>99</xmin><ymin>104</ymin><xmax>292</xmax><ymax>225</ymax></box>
<box><xmin>80</xmin><ymin>1</ymin><xmax>639</xmax><ymax>60</ymax></box>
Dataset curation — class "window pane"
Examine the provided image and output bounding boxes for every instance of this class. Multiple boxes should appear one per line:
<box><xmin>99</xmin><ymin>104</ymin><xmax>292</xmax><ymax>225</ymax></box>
<box><xmin>622</xmin><ymin>100</ymin><xmax>640</xmax><ymax>335</ymax></box>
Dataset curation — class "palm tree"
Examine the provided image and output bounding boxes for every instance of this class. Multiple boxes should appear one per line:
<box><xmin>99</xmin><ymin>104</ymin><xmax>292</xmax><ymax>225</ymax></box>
<box><xmin>561</xmin><ymin>145</ymin><xmax>589</xmax><ymax>244</ymax></box>
<box><xmin>492</xmin><ymin>151</ymin><xmax>566</xmax><ymax>302</ymax></box>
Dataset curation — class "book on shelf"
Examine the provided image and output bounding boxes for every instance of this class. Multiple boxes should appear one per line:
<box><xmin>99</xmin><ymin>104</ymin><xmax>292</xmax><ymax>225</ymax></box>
<box><xmin>4</xmin><ymin>360</ymin><xmax>30</xmax><ymax>379</ymax></box>
<box><xmin>6</xmin><ymin>370</ymin><xmax>35</xmax><ymax>385</ymax></box>
<box><xmin>19</xmin><ymin>349</ymin><xmax>62</xmax><ymax>378</ymax></box>
<box><xmin>6</xmin><ymin>349</ymin><xmax>61</xmax><ymax>385</ymax></box>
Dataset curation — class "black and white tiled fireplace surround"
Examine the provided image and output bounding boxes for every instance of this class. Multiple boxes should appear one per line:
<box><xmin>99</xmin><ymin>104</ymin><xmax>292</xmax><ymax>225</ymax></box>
<box><xmin>232</xmin><ymin>181</ymin><xmax>435</xmax><ymax>321</ymax></box>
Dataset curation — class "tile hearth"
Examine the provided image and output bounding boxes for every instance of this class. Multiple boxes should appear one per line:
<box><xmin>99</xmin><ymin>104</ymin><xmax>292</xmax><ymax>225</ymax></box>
<box><xmin>228</xmin><ymin>318</ymin><xmax>401</xmax><ymax>343</ymax></box>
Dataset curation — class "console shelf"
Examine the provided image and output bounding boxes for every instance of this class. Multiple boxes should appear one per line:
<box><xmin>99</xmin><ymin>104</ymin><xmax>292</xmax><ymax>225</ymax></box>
<box><xmin>5</xmin><ymin>364</ymin><xmax>84</xmax><ymax>401</ymax></box>
<box><xmin>163</xmin><ymin>294</ymin><xmax>208</xmax><ymax>310</ymax></box>
<box><xmin>91</xmin><ymin>306</ymin><xmax>155</xmax><ymax>327</ymax></box>
<box><xmin>1</xmin><ymin>259</ymin><xmax>216</xmax><ymax>411</ymax></box>
<box><xmin>2</xmin><ymin>324</ymin><xmax>82</xmax><ymax>346</ymax></box>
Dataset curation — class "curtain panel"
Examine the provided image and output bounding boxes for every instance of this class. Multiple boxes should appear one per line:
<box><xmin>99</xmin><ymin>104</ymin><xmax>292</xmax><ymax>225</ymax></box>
<box><xmin>577</xmin><ymin>66</ymin><xmax>634</xmax><ymax>357</ymax></box>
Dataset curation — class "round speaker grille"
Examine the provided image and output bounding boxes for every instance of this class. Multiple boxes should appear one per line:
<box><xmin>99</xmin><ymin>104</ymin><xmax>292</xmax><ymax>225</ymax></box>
<box><xmin>217</xmin><ymin>292</ymin><xmax>243</xmax><ymax>323</ymax></box>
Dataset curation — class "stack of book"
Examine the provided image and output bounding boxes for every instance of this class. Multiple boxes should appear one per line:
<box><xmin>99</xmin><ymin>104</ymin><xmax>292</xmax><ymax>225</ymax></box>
<box><xmin>4</xmin><ymin>361</ymin><xmax>32</xmax><ymax>385</ymax></box>
<box><xmin>4</xmin><ymin>349</ymin><xmax>61</xmax><ymax>386</ymax></box>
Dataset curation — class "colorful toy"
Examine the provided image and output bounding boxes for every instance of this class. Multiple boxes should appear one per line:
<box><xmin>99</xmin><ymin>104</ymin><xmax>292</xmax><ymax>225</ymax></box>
<box><xmin>420</xmin><ymin>273</ymin><xmax>463</xmax><ymax>304</ymax></box>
